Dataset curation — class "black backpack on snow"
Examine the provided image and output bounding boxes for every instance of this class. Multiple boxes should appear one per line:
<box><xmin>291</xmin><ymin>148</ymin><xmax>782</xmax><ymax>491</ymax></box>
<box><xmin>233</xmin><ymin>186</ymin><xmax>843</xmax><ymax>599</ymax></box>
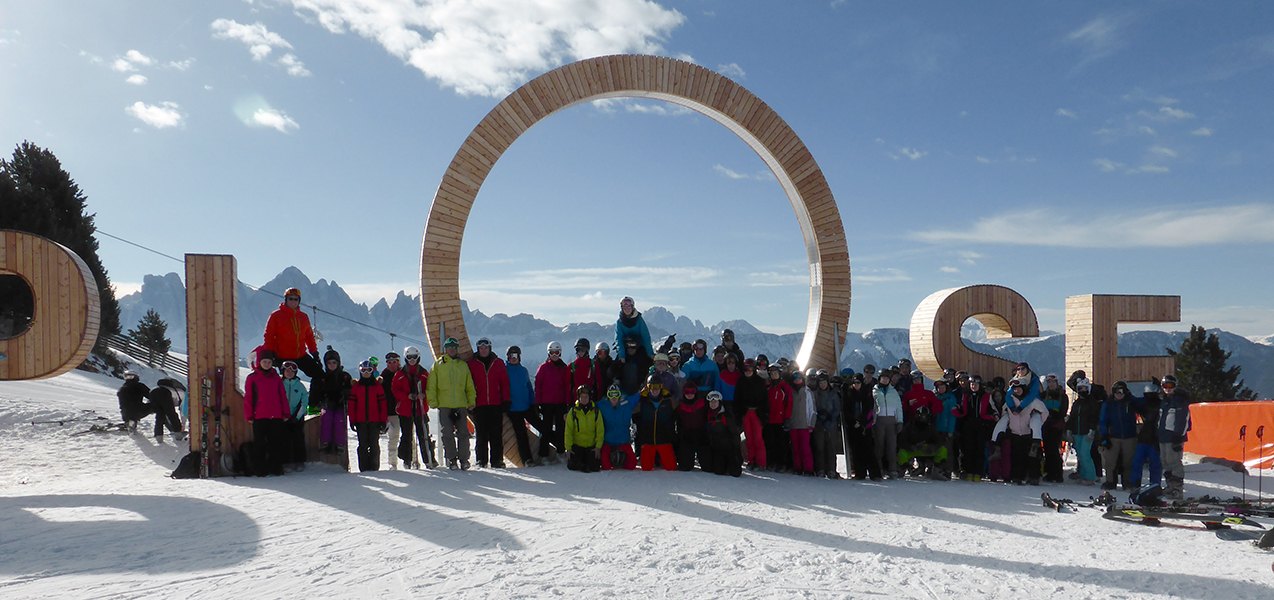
<box><xmin>170</xmin><ymin>451</ymin><xmax>202</xmax><ymax>479</ymax></box>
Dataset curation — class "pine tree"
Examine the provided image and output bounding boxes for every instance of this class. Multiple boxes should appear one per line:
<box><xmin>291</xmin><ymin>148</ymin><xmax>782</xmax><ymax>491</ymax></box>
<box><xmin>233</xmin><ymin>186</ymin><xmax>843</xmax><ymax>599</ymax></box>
<box><xmin>0</xmin><ymin>142</ymin><xmax>122</xmax><ymax>353</ymax></box>
<box><xmin>1167</xmin><ymin>325</ymin><xmax>1256</xmax><ymax>403</ymax></box>
<box><xmin>127</xmin><ymin>309</ymin><xmax>172</xmax><ymax>367</ymax></box>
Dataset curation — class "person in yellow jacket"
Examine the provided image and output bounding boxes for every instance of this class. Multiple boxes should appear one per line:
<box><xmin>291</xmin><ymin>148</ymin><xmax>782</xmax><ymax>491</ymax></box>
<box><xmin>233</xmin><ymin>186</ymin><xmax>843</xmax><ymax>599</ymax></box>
<box><xmin>564</xmin><ymin>385</ymin><xmax>604</xmax><ymax>473</ymax></box>
<box><xmin>427</xmin><ymin>337</ymin><xmax>477</xmax><ymax>470</ymax></box>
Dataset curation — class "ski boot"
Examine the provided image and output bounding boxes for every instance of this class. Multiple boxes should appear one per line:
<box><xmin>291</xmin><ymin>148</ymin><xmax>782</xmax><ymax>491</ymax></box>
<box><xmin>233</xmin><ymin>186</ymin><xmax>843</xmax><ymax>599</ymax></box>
<box><xmin>447</xmin><ymin>460</ymin><xmax>459</xmax><ymax>470</ymax></box>
<box><xmin>460</xmin><ymin>460</ymin><xmax>471</xmax><ymax>471</ymax></box>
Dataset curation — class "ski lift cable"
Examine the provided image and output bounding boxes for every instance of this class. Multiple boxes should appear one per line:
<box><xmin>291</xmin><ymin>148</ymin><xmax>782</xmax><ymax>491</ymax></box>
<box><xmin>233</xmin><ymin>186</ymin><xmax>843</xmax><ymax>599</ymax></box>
<box><xmin>97</xmin><ymin>230</ymin><xmax>434</xmax><ymax>350</ymax></box>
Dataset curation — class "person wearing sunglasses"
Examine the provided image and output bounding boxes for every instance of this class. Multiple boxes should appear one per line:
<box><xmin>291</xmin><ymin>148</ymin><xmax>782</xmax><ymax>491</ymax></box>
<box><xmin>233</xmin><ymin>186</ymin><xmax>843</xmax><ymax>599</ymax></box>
<box><xmin>534</xmin><ymin>341</ymin><xmax>572</xmax><ymax>465</ymax></box>
<box><xmin>427</xmin><ymin>337</ymin><xmax>477</xmax><ymax>470</ymax></box>
<box><xmin>262</xmin><ymin>287</ymin><xmax>323</xmax><ymax>379</ymax></box>
<box><xmin>614</xmin><ymin>296</ymin><xmax>654</xmax><ymax>363</ymax></box>
<box><xmin>349</xmin><ymin>359</ymin><xmax>389</xmax><ymax>472</ymax></box>
<box><xmin>469</xmin><ymin>337</ymin><xmax>511</xmax><ymax>469</ymax></box>
<box><xmin>392</xmin><ymin>347</ymin><xmax>435</xmax><ymax>469</ymax></box>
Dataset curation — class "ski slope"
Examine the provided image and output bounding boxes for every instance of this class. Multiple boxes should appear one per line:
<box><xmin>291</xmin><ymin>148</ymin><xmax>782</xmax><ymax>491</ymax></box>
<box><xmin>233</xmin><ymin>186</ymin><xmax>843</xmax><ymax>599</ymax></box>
<box><xmin>2</xmin><ymin>371</ymin><xmax>1273</xmax><ymax>599</ymax></box>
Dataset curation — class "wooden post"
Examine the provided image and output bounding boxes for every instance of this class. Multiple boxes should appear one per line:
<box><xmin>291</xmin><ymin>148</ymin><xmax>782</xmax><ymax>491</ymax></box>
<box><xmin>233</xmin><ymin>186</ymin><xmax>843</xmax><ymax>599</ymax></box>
<box><xmin>1065</xmin><ymin>295</ymin><xmax>1180</xmax><ymax>391</ymax></box>
<box><xmin>185</xmin><ymin>254</ymin><xmax>248</xmax><ymax>464</ymax></box>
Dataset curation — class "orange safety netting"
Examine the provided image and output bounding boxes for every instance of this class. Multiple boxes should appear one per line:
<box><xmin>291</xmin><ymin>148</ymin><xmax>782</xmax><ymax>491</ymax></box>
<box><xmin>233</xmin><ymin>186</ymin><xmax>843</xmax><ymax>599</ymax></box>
<box><xmin>1184</xmin><ymin>401</ymin><xmax>1274</xmax><ymax>470</ymax></box>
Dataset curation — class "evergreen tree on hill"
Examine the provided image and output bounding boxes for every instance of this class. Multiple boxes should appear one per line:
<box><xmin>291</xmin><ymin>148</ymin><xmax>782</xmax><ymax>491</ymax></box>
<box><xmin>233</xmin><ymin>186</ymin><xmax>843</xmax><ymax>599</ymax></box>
<box><xmin>0</xmin><ymin>141</ymin><xmax>122</xmax><ymax>354</ymax></box>
<box><xmin>1167</xmin><ymin>325</ymin><xmax>1256</xmax><ymax>403</ymax></box>
<box><xmin>127</xmin><ymin>309</ymin><xmax>172</xmax><ymax>367</ymax></box>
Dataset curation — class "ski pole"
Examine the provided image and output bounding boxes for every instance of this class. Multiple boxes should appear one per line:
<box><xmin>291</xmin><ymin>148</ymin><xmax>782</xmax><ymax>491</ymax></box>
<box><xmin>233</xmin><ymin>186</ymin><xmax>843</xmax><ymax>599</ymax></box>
<box><xmin>1241</xmin><ymin>425</ymin><xmax>1248</xmax><ymax>502</ymax></box>
<box><xmin>1259</xmin><ymin>425</ymin><xmax>1267</xmax><ymax>502</ymax></box>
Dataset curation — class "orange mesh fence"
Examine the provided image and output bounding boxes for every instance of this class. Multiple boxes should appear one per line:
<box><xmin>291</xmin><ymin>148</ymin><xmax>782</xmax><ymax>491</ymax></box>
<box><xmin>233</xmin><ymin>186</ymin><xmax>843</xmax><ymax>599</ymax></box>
<box><xmin>1184</xmin><ymin>401</ymin><xmax>1274</xmax><ymax>470</ymax></box>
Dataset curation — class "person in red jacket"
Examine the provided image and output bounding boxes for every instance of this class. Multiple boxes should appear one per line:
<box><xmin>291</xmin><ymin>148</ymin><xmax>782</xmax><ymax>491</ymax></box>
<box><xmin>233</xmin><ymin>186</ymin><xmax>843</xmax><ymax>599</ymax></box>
<box><xmin>392</xmin><ymin>346</ymin><xmax>433</xmax><ymax>469</ymax></box>
<box><xmin>262</xmin><ymin>287</ymin><xmax>322</xmax><ymax>379</ymax></box>
<box><xmin>535</xmin><ymin>341</ymin><xmax>572</xmax><ymax>464</ymax></box>
<box><xmin>469</xmin><ymin>337</ymin><xmax>511</xmax><ymax>468</ymax></box>
<box><xmin>569</xmin><ymin>338</ymin><xmax>601</xmax><ymax>401</ymax></box>
<box><xmin>244</xmin><ymin>348</ymin><xmax>290</xmax><ymax>476</ymax></box>
<box><xmin>349</xmin><ymin>360</ymin><xmax>388</xmax><ymax>472</ymax></box>
<box><xmin>902</xmin><ymin>372</ymin><xmax>941</xmax><ymax>422</ymax></box>
<box><xmin>764</xmin><ymin>363</ymin><xmax>794</xmax><ymax>472</ymax></box>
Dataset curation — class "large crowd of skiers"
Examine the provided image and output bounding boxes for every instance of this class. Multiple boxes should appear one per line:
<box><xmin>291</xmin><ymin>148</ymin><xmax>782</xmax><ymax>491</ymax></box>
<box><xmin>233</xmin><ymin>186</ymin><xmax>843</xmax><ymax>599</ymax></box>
<box><xmin>120</xmin><ymin>291</ymin><xmax>1194</xmax><ymax>498</ymax></box>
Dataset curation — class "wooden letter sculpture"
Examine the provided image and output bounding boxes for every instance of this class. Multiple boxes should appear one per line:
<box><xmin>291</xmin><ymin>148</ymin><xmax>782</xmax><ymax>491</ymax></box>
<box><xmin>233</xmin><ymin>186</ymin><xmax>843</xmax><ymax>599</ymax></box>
<box><xmin>420</xmin><ymin>54</ymin><xmax>851</xmax><ymax>371</ymax></box>
<box><xmin>0</xmin><ymin>230</ymin><xmax>100</xmax><ymax>380</ymax></box>
<box><xmin>1065</xmin><ymin>294</ymin><xmax>1180</xmax><ymax>390</ymax></box>
<box><xmin>185</xmin><ymin>254</ymin><xmax>249</xmax><ymax>459</ymax></box>
<box><xmin>909</xmin><ymin>285</ymin><xmax>1040</xmax><ymax>382</ymax></box>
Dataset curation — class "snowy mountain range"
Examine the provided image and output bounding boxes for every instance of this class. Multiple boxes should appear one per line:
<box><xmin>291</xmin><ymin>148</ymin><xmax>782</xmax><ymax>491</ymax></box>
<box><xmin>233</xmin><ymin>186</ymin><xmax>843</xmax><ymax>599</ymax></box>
<box><xmin>118</xmin><ymin>267</ymin><xmax>1272</xmax><ymax>398</ymax></box>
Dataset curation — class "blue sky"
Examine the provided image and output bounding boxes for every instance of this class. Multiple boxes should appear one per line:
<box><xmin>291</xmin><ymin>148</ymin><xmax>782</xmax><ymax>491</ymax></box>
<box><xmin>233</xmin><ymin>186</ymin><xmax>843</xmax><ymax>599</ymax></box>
<box><xmin>3</xmin><ymin>1</ymin><xmax>1272</xmax><ymax>337</ymax></box>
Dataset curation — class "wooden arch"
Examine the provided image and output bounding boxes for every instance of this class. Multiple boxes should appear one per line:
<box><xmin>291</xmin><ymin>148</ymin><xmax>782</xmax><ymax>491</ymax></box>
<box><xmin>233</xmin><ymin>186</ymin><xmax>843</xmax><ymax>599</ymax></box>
<box><xmin>909</xmin><ymin>285</ymin><xmax>1040</xmax><ymax>382</ymax></box>
<box><xmin>0</xmin><ymin>230</ymin><xmax>101</xmax><ymax>380</ymax></box>
<box><xmin>421</xmin><ymin>55</ymin><xmax>850</xmax><ymax>369</ymax></box>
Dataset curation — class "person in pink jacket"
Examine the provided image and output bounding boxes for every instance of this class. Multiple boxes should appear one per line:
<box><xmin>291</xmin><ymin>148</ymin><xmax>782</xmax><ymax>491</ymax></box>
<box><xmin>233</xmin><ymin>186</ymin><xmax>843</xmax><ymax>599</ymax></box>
<box><xmin>468</xmin><ymin>337</ymin><xmax>511</xmax><ymax>468</ymax></box>
<box><xmin>244</xmin><ymin>348</ymin><xmax>290</xmax><ymax>476</ymax></box>
<box><xmin>535</xmin><ymin>341</ymin><xmax>573</xmax><ymax>464</ymax></box>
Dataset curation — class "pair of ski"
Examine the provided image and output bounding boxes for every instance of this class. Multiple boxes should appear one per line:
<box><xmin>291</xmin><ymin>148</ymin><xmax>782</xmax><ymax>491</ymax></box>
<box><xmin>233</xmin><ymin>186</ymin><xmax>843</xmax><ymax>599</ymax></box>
<box><xmin>199</xmin><ymin>368</ymin><xmax>229</xmax><ymax>478</ymax></box>
<box><xmin>1041</xmin><ymin>492</ymin><xmax>1115</xmax><ymax>512</ymax></box>
<box><xmin>70</xmin><ymin>422</ymin><xmax>130</xmax><ymax>436</ymax></box>
<box><xmin>1102</xmin><ymin>503</ymin><xmax>1274</xmax><ymax>548</ymax></box>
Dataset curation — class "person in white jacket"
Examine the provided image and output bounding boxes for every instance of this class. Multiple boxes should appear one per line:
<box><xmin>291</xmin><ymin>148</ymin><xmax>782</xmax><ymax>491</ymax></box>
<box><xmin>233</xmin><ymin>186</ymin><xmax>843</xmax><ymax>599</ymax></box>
<box><xmin>991</xmin><ymin>379</ymin><xmax>1048</xmax><ymax>485</ymax></box>
<box><xmin>872</xmin><ymin>369</ymin><xmax>905</xmax><ymax>478</ymax></box>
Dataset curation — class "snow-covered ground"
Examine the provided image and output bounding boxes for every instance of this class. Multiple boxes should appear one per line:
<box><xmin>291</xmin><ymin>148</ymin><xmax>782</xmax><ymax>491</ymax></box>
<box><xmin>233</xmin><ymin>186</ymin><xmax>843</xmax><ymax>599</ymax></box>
<box><xmin>3</xmin><ymin>371</ymin><xmax>1274</xmax><ymax>599</ymax></box>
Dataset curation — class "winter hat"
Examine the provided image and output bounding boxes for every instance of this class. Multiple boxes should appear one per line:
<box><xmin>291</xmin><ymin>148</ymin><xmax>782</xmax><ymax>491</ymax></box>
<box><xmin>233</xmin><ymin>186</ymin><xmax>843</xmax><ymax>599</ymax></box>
<box><xmin>1075</xmin><ymin>378</ymin><xmax>1091</xmax><ymax>391</ymax></box>
<box><xmin>654</xmin><ymin>353</ymin><xmax>669</xmax><ymax>363</ymax></box>
<box><xmin>862</xmin><ymin>364</ymin><xmax>876</xmax><ymax>375</ymax></box>
<box><xmin>323</xmin><ymin>345</ymin><xmax>341</xmax><ymax>365</ymax></box>
<box><xmin>257</xmin><ymin>349</ymin><xmax>277</xmax><ymax>365</ymax></box>
<box><xmin>123</xmin><ymin>370</ymin><xmax>139</xmax><ymax>380</ymax></box>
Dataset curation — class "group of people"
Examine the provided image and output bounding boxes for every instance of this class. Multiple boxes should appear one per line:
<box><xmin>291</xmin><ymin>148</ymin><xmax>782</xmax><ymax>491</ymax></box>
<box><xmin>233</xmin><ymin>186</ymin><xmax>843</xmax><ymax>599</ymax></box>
<box><xmin>121</xmin><ymin>292</ymin><xmax>1195</xmax><ymax>497</ymax></box>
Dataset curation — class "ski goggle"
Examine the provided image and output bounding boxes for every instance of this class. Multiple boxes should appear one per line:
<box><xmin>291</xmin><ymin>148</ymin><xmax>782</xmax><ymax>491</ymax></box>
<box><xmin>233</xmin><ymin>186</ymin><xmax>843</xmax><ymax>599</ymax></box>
<box><xmin>1162</xmin><ymin>382</ymin><xmax>1176</xmax><ymax>390</ymax></box>
<box><xmin>476</xmin><ymin>339</ymin><xmax>491</xmax><ymax>347</ymax></box>
<box><xmin>549</xmin><ymin>350</ymin><xmax>561</xmax><ymax>356</ymax></box>
<box><xmin>359</xmin><ymin>367</ymin><xmax>373</xmax><ymax>373</ymax></box>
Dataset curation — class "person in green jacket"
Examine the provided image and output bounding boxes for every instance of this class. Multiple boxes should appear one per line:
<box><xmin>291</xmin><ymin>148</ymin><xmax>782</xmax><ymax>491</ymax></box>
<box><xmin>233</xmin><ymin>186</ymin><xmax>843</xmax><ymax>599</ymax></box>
<box><xmin>427</xmin><ymin>337</ymin><xmax>477</xmax><ymax>470</ymax></box>
<box><xmin>564</xmin><ymin>385</ymin><xmax>604</xmax><ymax>473</ymax></box>
<box><xmin>281</xmin><ymin>361</ymin><xmax>310</xmax><ymax>472</ymax></box>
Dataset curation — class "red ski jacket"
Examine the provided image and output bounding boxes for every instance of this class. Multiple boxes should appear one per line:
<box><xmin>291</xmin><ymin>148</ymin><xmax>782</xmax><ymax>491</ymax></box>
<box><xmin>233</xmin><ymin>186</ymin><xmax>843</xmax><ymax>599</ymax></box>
<box><xmin>469</xmin><ymin>356</ymin><xmax>511</xmax><ymax>407</ymax></box>
<box><xmin>349</xmin><ymin>377</ymin><xmax>387</xmax><ymax>424</ymax></box>
<box><xmin>392</xmin><ymin>365</ymin><xmax>430</xmax><ymax>416</ymax></box>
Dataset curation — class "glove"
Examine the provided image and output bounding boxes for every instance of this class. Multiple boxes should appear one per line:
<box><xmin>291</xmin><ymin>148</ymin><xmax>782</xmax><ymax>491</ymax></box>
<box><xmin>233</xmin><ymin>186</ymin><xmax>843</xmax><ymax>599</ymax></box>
<box><xmin>593</xmin><ymin>448</ymin><xmax>602</xmax><ymax>458</ymax></box>
<box><xmin>1172</xmin><ymin>442</ymin><xmax>1183</xmax><ymax>452</ymax></box>
<box><xmin>310</xmin><ymin>351</ymin><xmax>321</xmax><ymax>363</ymax></box>
<box><xmin>379</xmin><ymin>423</ymin><xmax>388</xmax><ymax>435</ymax></box>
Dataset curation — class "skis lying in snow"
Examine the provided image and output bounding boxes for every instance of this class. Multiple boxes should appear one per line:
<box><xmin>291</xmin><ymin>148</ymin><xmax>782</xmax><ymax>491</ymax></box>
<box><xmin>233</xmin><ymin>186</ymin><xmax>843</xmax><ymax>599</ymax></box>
<box><xmin>1215</xmin><ymin>528</ymin><xmax>1274</xmax><ymax>549</ymax></box>
<box><xmin>70</xmin><ymin>422</ymin><xmax>129</xmax><ymax>436</ymax></box>
<box><xmin>1041</xmin><ymin>492</ymin><xmax>1117</xmax><ymax>512</ymax></box>
<box><xmin>1103</xmin><ymin>504</ymin><xmax>1266</xmax><ymax>530</ymax></box>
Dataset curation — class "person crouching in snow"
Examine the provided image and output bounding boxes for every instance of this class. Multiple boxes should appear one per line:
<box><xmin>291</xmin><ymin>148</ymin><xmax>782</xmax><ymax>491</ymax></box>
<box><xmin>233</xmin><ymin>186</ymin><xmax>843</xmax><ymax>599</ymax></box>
<box><xmin>244</xmin><ymin>349</ymin><xmax>290</xmax><ymax>476</ymax></box>
<box><xmin>349</xmin><ymin>360</ymin><xmax>388</xmax><ymax>472</ymax></box>
<box><xmin>705</xmin><ymin>391</ymin><xmax>743</xmax><ymax>477</ymax></box>
<box><xmin>635</xmin><ymin>374</ymin><xmax>677</xmax><ymax>471</ymax></box>
<box><xmin>599</xmin><ymin>385</ymin><xmax>638</xmax><ymax>470</ymax></box>
<box><xmin>896</xmin><ymin>405</ymin><xmax>947</xmax><ymax>479</ymax></box>
<box><xmin>565</xmin><ymin>386</ymin><xmax>604</xmax><ymax>473</ymax></box>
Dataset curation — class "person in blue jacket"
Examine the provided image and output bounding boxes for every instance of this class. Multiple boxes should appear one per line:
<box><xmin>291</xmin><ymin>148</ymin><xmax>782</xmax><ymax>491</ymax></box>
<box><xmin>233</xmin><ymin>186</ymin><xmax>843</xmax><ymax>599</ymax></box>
<box><xmin>933</xmin><ymin>378</ymin><xmax>960</xmax><ymax>479</ymax></box>
<box><xmin>505</xmin><ymin>345</ymin><xmax>541</xmax><ymax>467</ymax></box>
<box><xmin>614</xmin><ymin>296</ymin><xmax>654</xmax><ymax>361</ymax></box>
<box><xmin>1098</xmin><ymin>380</ymin><xmax>1139</xmax><ymax>490</ymax></box>
<box><xmin>1157</xmin><ymin>375</ymin><xmax>1192</xmax><ymax>499</ymax></box>
<box><xmin>682</xmin><ymin>339</ymin><xmax>720</xmax><ymax>396</ymax></box>
<box><xmin>598</xmin><ymin>385</ymin><xmax>638</xmax><ymax>470</ymax></box>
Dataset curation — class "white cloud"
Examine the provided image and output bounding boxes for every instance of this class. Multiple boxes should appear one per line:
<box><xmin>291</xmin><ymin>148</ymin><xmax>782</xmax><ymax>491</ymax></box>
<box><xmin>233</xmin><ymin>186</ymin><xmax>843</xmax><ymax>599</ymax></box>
<box><xmin>1093</xmin><ymin>158</ymin><xmax>1124</xmax><ymax>172</ymax></box>
<box><xmin>1138</xmin><ymin>125</ymin><xmax>1156</xmax><ymax>135</ymax></box>
<box><xmin>111</xmin><ymin>58</ymin><xmax>135</xmax><ymax>72</ymax></box>
<box><xmin>284</xmin><ymin>0</ymin><xmax>686</xmax><ymax>97</ymax></box>
<box><xmin>889</xmin><ymin>147</ymin><xmax>927</xmax><ymax>161</ymax></box>
<box><xmin>976</xmin><ymin>156</ymin><xmax>992</xmax><ymax>164</ymax></box>
<box><xmin>211</xmin><ymin>19</ymin><xmax>293</xmax><ymax>61</ymax></box>
<box><xmin>276</xmin><ymin>53</ymin><xmax>311</xmax><ymax>76</ymax></box>
<box><xmin>458</xmin><ymin>289</ymin><xmax>617</xmax><ymax>327</ymax></box>
<box><xmin>1192</xmin><ymin>127</ymin><xmax>1214</xmax><ymax>136</ymax></box>
<box><xmin>856</xmin><ymin>268</ymin><xmax>912</xmax><ymax>283</ymax></box>
<box><xmin>717</xmin><ymin>62</ymin><xmax>745</xmax><ymax>79</ymax></box>
<box><xmin>168</xmin><ymin>59</ymin><xmax>195</xmax><ymax>71</ymax></box>
<box><xmin>1149</xmin><ymin>145</ymin><xmax>1177</xmax><ymax>157</ymax></box>
<box><xmin>713</xmin><ymin>164</ymin><xmax>772</xmax><ymax>181</ymax></box>
<box><xmin>251</xmin><ymin>107</ymin><xmax>299</xmax><ymax>133</ymax></box>
<box><xmin>126</xmin><ymin>74</ymin><xmax>147</xmax><ymax>85</ymax></box>
<box><xmin>1065</xmin><ymin>14</ymin><xmax>1130</xmax><ymax>65</ymax></box>
<box><xmin>124</xmin><ymin>50</ymin><xmax>155</xmax><ymax>66</ymax></box>
<box><xmin>975</xmin><ymin>149</ymin><xmax>1035</xmax><ymax>165</ymax></box>
<box><xmin>958</xmin><ymin>251</ymin><xmax>982</xmax><ymax>265</ymax></box>
<box><xmin>125</xmin><ymin>101</ymin><xmax>184</xmax><ymax>128</ymax></box>
<box><xmin>79</xmin><ymin>50</ymin><xmax>103</xmax><ymax>64</ymax></box>
<box><xmin>1139</xmin><ymin>106</ymin><xmax>1195</xmax><ymax>121</ymax></box>
<box><xmin>1056</xmin><ymin>108</ymin><xmax>1077</xmax><ymax>119</ymax></box>
<box><xmin>1138</xmin><ymin>165</ymin><xmax>1170</xmax><ymax>173</ymax></box>
<box><xmin>912</xmin><ymin>203</ymin><xmax>1274</xmax><ymax>248</ymax></box>
<box><xmin>625</xmin><ymin>102</ymin><xmax>693</xmax><ymax>116</ymax></box>
<box><xmin>467</xmin><ymin>266</ymin><xmax>721</xmax><ymax>291</ymax></box>
<box><xmin>939</xmin><ymin>266</ymin><xmax>959</xmax><ymax>273</ymax></box>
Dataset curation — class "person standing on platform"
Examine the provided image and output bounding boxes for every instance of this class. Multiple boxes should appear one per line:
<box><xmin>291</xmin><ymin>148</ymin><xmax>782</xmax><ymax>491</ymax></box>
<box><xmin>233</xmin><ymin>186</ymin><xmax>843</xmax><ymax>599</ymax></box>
<box><xmin>614</xmin><ymin>296</ymin><xmax>654</xmax><ymax>360</ymax></box>
<box><xmin>262</xmin><ymin>288</ymin><xmax>323</xmax><ymax>379</ymax></box>
<box><xmin>428</xmin><ymin>337</ymin><xmax>477</xmax><ymax>470</ymax></box>
<box><xmin>469</xmin><ymin>337</ymin><xmax>510</xmax><ymax>468</ymax></box>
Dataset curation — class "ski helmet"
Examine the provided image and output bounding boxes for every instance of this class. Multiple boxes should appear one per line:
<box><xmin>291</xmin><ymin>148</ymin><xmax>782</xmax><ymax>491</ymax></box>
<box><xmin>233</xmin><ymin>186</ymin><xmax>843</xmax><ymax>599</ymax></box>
<box><xmin>403</xmin><ymin>346</ymin><xmax>420</xmax><ymax>359</ymax></box>
<box><xmin>606</xmin><ymin>385</ymin><xmax>622</xmax><ymax>400</ymax></box>
<box><xmin>358</xmin><ymin>360</ymin><xmax>374</xmax><ymax>372</ymax></box>
<box><xmin>654</xmin><ymin>353</ymin><xmax>669</xmax><ymax>363</ymax></box>
<box><xmin>368</xmin><ymin>357</ymin><xmax>379</xmax><ymax>368</ymax></box>
<box><xmin>123</xmin><ymin>370</ymin><xmax>139</xmax><ymax>380</ymax></box>
<box><xmin>282</xmin><ymin>361</ymin><xmax>299</xmax><ymax>371</ymax></box>
<box><xmin>805</xmin><ymin>368</ymin><xmax>818</xmax><ymax>380</ymax></box>
<box><xmin>1112</xmin><ymin>381</ymin><xmax>1129</xmax><ymax>395</ymax></box>
<box><xmin>476</xmin><ymin>337</ymin><xmax>492</xmax><ymax>348</ymax></box>
<box><xmin>706</xmin><ymin>391</ymin><xmax>723</xmax><ymax>403</ymax></box>
<box><xmin>576</xmin><ymin>385</ymin><xmax>592</xmax><ymax>399</ymax></box>
<box><xmin>506</xmin><ymin>345</ymin><xmax>521</xmax><ymax>357</ymax></box>
<box><xmin>385</xmin><ymin>351</ymin><xmax>401</xmax><ymax>361</ymax></box>
<box><xmin>284</xmin><ymin>288</ymin><xmax>301</xmax><ymax>300</ymax></box>
<box><xmin>594</xmin><ymin>342</ymin><xmax>609</xmax><ymax>353</ymax></box>
<box><xmin>547</xmin><ymin>341</ymin><xmax>562</xmax><ymax>354</ymax></box>
<box><xmin>442</xmin><ymin>337</ymin><xmax>459</xmax><ymax>348</ymax></box>
<box><xmin>646</xmin><ymin>373</ymin><xmax>663</xmax><ymax>386</ymax></box>
<box><xmin>1161</xmin><ymin>375</ymin><xmax>1178</xmax><ymax>388</ymax></box>
<box><xmin>575</xmin><ymin>338</ymin><xmax>590</xmax><ymax>352</ymax></box>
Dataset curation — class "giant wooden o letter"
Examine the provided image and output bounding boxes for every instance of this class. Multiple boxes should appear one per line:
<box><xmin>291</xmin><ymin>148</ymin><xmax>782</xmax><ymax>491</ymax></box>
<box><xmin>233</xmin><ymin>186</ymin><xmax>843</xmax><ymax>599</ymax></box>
<box><xmin>421</xmin><ymin>55</ymin><xmax>850</xmax><ymax>369</ymax></box>
<box><xmin>0</xmin><ymin>230</ymin><xmax>100</xmax><ymax>380</ymax></box>
<box><xmin>910</xmin><ymin>285</ymin><xmax>1039</xmax><ymax>381</ymax></box>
